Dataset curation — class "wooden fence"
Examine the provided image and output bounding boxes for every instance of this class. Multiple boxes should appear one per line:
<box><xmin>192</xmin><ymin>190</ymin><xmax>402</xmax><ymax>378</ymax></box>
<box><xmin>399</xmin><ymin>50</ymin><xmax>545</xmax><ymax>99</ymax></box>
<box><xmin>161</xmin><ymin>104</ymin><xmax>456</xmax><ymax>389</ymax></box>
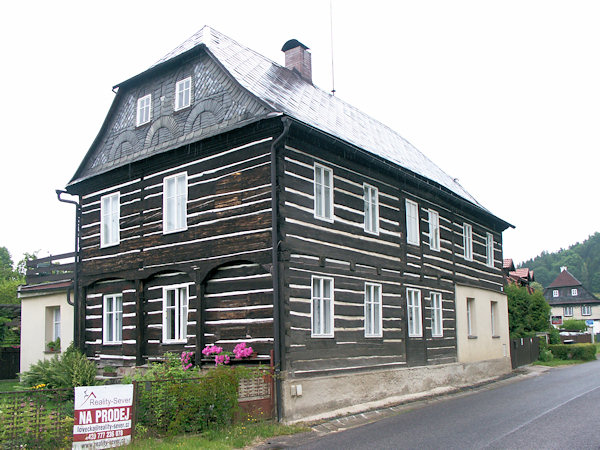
<box><xmin>510</xmin><ymin>336</ymin><xmax>541</xmax><ymax>369</ymax></box>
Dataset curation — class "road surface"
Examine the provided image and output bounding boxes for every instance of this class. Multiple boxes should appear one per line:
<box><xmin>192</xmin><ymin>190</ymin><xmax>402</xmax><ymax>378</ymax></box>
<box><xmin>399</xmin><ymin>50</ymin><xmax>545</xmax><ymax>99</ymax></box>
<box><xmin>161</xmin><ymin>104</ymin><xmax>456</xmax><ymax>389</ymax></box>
<box><xmin>293</xmin><ymin>360</ymin><xmax>600</xmax><ymax>449</ymax></box>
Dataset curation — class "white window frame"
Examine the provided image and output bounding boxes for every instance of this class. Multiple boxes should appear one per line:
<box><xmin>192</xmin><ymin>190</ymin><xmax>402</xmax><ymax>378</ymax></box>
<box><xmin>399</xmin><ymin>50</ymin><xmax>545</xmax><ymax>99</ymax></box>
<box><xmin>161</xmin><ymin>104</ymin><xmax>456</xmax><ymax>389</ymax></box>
<box><xmin>311</xmin><ymin>276</ymin><xmax>334</xmax><ymax>337</ymax></box>
<box><xmin>429</xmin><ymin>209</ymin><xmax>440</xmax><ymax>251</ymax></box>
<box><xmin>463</xmin><ymin>223</ymin><xmax>473</xmax><ymax>261</ymax></box>
<box><xmin>100</xmin><ymin>192</ymin><xmax>120</xmax><ymax>248</ymax></box>
<box><xmin>364</xmin><ymin>283</ymin><xmax>382</xmax><ymax>337</ymax></box>
<box><xmin>553</xmin><ymin>290</ymin><xmax>559</xmax><ymax>298</ymax></box>
<box><xmin>363</xmin><ymin>183</ymin><xmax>379</xmax><ymax>235</ymax></box>
<box><xmin>407</xmin><ymin>288</ymin><xmax>422</xmax><ymax>337</ymax></box>
<box><xmin>571</xmin><ymin>288</ymin><xmax>578</xmax><ymax>296</ymax></box>
<box><xmin>163</xmin><ymin>172</ymin><xmax>188</xmax><ymax>234</ymax></box>
<box><xmin>467</xmin><ymin>298</ymin><xmax>476</xmax><ymax>336</ymax></box>
<box><xmin>136</xmin><ymin>94</ymin><xmax>152</xmax><ymax>126</ymax></box>
<box><xmin>52</xmin><ymin>307</ymin><xmax>61</xmax><ymax>341</ymax></box>
<box><xmin>563</xmin><ymin>306</ymin><xmax>573</xmax><ymax>317</ymax></box>
<box><xmin>314</xmin><ymin>163</ymin><xmax>334</xmax><ymax>222</ymax></box>
<box><xmin>175</xmin><ymin>77</ymin><xmax>192</xmax><ymax>111</ymax></box>
<box><xmin>406</xmin><ymin>199</ymin><xmax>420</xmax><ymax>246</ymax></box>
<box><xmin>491</xmin><ymin>301</ymin><xmax>499</xmax><ymax>336</ymax></box>
<box><xmin>486</xmin><ymin>232</ymin><xmax>494</xmax><ymax>267</ymax></box>
<box><xmin>162</xmin><ymin>284</ymin><xmax>189</xmax><ymax>343</ymax></box>
<box><xmin>431</xmin><ymin>292</ymin><xmax>443</xmax><ymax>337</ymax></box>
<box><xmin>582</xmin><ymin>305</ymin><xmax>592</xmax><ymax>316</ymax></box>
<box><xmin>103</xmin><ymin>294</ymin><xmax>123</xmax><ymax>344</ymax></box>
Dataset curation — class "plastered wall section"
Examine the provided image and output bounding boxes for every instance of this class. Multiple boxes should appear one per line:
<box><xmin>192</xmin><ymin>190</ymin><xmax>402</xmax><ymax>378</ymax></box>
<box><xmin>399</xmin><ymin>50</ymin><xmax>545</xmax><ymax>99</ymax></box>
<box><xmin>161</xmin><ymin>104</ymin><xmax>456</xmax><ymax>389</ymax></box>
<box><xmin>281</xmin><ymin>358</ymin><xmax>511</xmax><ymax>422</ymax></box>
<box><xmin>455</xmin><ymin>284</ymin><xmax>511</xmax><ymax>363</ymax></box>
<box><xmin>20</xmin><ymin>290</ymin><xmax>74</xmax><ymax>373</ymax></box>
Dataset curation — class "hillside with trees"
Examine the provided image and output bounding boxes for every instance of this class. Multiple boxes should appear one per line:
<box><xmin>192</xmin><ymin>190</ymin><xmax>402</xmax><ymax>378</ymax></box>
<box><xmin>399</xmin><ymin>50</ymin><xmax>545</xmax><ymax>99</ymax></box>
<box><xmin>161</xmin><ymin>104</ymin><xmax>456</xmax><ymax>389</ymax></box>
<box><xmin>519</xmin><ymin>232</ymin><xmax>600</xmax><ymax>293</ymax></box>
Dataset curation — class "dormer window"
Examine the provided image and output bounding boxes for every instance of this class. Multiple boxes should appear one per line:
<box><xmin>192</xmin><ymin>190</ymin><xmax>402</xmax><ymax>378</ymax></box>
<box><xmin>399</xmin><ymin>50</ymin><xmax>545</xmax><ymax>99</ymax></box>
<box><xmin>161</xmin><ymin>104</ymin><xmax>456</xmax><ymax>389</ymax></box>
<box><xmin>553</xmin><ymin>290</ymin><xmax>559</xmax><ymax>298</ymax></box>
<box><xmin>571</xmin><ymin>288</ymin><xmax>578</xmax><ymax>296</ymax></box>
<box><xmin>175</xmin><ymin>77</ymin><xmax>192</xmax><ymax>110</ymax></box>
<box><xmin>137</xmin><ymin>94</ymin><xmax>152</xmax><ymax>126</ymax></box>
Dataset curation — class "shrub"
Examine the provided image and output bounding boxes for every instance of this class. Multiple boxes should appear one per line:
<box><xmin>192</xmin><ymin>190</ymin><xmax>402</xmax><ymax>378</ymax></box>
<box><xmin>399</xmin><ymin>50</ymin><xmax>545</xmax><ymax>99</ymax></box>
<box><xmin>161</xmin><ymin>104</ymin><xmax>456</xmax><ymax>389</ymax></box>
<box><xmin>561</xmin><ymin>319</ymin><xmax>587</xmax><ymax>332</ymax></box>
<box><xmin>20</xmin><ymin>343</ymin><xmax>101</xmax><ymax>389</ymax></box>
<box><xmin>548</xmin><ymin>344</ymin><xmax>596</xmax><ymax>361</ymax></box>
<box><xmin>538</xmin><ymin>349</ymin><xmax>553</xmax><ymax>362</ymax></box>
<box><xmin>548</xmin><ymin>327</ymin><xmax>561</xmax><ymax>344</ymax></box>
<box><xmin>128</xmin><ymin>351</ymin><xmax>264</xmax><ymax>436</ymax></box>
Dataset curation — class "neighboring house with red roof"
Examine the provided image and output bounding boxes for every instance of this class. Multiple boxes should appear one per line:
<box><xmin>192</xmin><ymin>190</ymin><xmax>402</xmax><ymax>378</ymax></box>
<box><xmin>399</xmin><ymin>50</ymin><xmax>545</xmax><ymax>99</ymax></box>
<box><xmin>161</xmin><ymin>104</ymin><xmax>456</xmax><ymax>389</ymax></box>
<box><xmin>18</xmin><ymin>253</ymin><xmax>75</xmax><ymax>372</ymax></box>
<box><xmin>503</xmin><ymin>259</ymin><xmax>535</xmax><ymax>293</ymax></box>
<box><xmin>543</xmin><ymin>266</ymin><xmax>600</xmax><ymax>333</ymax></box>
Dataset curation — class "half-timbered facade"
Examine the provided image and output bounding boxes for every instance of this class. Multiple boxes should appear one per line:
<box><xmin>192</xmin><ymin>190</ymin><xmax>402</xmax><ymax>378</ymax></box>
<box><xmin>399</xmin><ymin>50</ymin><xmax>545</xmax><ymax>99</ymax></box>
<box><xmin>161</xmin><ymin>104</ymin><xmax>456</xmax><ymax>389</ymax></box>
<box><xmin>65</xmin><ymin>26</ymin><xmax>513</xmax><ymax>421</ymax></box>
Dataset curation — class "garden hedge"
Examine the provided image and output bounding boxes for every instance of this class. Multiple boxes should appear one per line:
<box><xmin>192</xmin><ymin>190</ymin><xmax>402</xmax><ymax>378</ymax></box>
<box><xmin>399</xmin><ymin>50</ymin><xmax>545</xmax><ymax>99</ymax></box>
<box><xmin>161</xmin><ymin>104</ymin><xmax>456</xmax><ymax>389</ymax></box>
<box><xmin>548</xmin><ymin>344</ymin><xmax>596</xmax><ymax>361</ymax></box>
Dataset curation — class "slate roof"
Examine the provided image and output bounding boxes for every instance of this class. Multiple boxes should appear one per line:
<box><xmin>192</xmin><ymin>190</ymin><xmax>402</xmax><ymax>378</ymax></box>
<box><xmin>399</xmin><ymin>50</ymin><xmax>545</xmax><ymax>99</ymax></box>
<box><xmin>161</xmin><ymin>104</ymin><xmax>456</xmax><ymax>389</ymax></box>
<box><xmin>155</xmin><ymin>26</ymin><xmax>483</xmax><ymax>207</ymax></box>
<box><xmin>71</xmin><ymin>26</ymin><xmax>511</xmax><ymax>227</ymax></box>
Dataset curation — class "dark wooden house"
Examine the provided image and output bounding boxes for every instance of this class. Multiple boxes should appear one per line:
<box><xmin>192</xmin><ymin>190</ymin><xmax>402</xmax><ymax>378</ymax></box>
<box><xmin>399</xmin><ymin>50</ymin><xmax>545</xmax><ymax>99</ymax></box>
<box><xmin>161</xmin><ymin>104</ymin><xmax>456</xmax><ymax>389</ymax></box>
<box><xmin>65</xmin><ymin>27</ymin><xmax>512</xmax><ymax>420</ymax></box>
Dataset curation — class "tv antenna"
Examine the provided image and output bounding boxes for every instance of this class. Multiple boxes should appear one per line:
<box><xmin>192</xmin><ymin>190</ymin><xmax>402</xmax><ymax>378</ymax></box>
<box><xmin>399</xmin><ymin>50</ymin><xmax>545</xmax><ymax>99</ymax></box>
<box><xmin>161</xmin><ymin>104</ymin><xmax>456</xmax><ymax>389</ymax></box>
<box><xmin>330</xmin><ymin>0</ymin><xmax>336</xmax><ymax>96</ymax></box>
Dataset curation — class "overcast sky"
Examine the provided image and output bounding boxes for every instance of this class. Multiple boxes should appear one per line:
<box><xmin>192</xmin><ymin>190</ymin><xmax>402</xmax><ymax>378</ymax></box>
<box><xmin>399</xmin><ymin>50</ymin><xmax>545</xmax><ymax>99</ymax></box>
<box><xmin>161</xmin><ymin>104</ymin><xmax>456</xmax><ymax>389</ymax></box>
<box><xmin>1</xmin><ymin>1</ymin><xmax>598</xmax><ymax>268</ymax></box>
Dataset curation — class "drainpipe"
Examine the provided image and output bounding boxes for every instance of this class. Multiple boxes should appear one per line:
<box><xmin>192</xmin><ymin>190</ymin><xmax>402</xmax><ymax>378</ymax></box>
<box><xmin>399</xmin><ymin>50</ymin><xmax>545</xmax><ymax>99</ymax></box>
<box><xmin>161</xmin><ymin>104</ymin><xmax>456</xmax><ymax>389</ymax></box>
<box><xmin>271</xmin><ymin>117</ymin><xmax>291</xmax><ymax>422</ymax></box>
<box><xmin>56</xmin><ymin>190</ymin><xmax>82</xmax><ymax>350</ymax></box>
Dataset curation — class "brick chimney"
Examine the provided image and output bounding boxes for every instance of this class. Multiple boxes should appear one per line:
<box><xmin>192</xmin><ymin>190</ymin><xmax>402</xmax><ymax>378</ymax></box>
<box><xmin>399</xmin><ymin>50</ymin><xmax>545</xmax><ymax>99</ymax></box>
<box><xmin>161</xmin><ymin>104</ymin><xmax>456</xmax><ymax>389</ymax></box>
<box><xmin>282</xmin><ymin>39</ymin><xmax>312</xmax><ymax>83</ymax></box>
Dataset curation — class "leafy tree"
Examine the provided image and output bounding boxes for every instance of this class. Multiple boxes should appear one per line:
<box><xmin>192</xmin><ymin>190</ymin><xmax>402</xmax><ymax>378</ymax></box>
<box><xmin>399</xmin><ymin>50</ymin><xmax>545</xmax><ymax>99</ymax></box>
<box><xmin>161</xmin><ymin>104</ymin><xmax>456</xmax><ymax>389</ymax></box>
<box><xmin>16</xmin><ymin>251</ymin><xmax>39</xmax><ymax>277</ymax></box>
<box><xmin>530</xmin><ymin>281</ymin><xmax>543</xmax><ymax>293</ymax></box>
<box><xmin>519</xmin><ymin>232</ymin><xmax>600</xmax><ymax>292</ymax></box>
<box><xmin>506</xmin><ymin>283</ymin><xmax>550</xmax><ymax>338</ymax></box>
<box><xmin>0</xmin><ymin>247</ymin><xmax>24</xmax><ymax>305</ymax></box>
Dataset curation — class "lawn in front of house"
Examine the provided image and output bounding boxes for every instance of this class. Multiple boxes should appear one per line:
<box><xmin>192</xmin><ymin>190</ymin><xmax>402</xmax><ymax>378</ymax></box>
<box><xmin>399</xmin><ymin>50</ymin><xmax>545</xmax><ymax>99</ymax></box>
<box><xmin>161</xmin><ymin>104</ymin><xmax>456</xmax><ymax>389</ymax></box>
<box><xmin>127</xmin><ymin>421</ymin><xmax>310</xmax><ymax>449</ymax></box>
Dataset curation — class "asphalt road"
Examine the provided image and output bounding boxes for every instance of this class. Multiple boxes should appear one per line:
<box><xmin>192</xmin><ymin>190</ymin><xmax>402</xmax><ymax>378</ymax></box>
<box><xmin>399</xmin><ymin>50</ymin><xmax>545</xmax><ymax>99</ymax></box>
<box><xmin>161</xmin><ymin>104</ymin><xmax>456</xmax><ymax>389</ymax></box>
<box><xmin>292</xmin><ymin>360</ymin><xmax>600</xmax><ymax>450</ymax></box>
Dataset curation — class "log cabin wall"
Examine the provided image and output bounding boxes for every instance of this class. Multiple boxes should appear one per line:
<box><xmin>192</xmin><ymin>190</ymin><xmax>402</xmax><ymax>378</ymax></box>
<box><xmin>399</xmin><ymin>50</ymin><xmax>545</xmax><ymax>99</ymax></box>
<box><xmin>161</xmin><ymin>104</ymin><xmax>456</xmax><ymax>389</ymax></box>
<box><xmin>77</xmin><ymin>121</ymin><xmax>279</xmax><ymax>366</ymax></box>
<box><xmin>279</xmin><ymin>129</ymin><xmax>504</xmax><ymax>378</ymax></box>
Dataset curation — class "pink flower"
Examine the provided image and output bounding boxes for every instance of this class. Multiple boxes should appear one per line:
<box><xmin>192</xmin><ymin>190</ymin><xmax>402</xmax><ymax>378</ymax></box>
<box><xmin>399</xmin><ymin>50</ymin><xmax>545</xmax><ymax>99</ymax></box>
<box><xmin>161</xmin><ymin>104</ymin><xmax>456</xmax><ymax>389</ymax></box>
<box><xmin>202</xmin><ymin>345</ymin><xmax>223</xmax><ymax>356</ymax></box>
<box><xmin>233</xmin><ymin>342</ymin><xmax>254</xmax><ymax>359</ymax></box>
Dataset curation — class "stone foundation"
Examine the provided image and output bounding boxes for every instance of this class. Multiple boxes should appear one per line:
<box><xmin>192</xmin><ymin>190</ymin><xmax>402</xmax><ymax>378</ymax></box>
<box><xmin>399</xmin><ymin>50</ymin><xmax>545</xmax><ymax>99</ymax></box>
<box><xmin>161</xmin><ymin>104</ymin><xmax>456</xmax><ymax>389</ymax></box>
<box><xmin>282</xmin><ymin>358</ymin><xmax>511</xmax><ymax>422</ymax></box>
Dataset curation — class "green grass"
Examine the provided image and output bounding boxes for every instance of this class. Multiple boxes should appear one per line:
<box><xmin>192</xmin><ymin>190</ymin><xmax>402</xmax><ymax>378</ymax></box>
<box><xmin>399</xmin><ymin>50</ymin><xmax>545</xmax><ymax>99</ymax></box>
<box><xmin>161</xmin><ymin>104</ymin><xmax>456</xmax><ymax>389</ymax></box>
<box><xmin>126</xmin><ymin>421</ymin><xmax>309</xmax><ymax>449</ymax></box>
<box><xmin>0</xmin><ymin>379</ymin><xmax>21</xmax><ymax>392</ymax></box>
<box><xmin>533</xmin><ymin>358</ymin><xmax>588</xmax><ymax>367</ymax></box>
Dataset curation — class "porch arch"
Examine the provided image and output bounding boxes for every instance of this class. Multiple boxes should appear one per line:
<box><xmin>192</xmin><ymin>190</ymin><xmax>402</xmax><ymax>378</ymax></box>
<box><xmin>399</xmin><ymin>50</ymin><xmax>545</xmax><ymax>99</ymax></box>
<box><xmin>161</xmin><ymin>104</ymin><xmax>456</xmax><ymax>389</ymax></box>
<box><xmin>196</xmin><ymin>259</ymin><xmax>273</xmax><ymax>364</ymax></box>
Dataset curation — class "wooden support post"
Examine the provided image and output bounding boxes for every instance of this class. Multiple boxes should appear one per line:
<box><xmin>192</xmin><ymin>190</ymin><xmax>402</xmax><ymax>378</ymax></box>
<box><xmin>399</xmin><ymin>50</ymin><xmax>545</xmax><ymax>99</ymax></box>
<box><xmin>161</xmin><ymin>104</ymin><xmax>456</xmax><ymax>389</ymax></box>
<box><xmin>195</xmin><ymin>274</ymin><xmax>205</xmax><ymax>367</ymax></box>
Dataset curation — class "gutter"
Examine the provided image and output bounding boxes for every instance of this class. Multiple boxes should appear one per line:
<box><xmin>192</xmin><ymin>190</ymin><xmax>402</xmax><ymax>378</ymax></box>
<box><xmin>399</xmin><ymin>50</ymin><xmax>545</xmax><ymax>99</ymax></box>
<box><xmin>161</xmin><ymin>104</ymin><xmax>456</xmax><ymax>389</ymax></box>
<box><xmin>271</xmin><ymin>116</ymin><xmax>291</xmax><ymax>422</ymax></box>
<box><xmin>56</xmin><ymin>190</ymin><xmax>82</xmax><ymax>350</ymax></box>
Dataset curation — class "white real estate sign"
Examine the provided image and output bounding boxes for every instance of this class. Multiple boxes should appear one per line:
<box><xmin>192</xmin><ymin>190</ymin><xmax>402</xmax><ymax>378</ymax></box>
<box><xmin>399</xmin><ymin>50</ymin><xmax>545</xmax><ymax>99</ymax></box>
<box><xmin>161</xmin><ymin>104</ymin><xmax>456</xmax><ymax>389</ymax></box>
<box><xmin>73</xmin><ymin>384</ymin><xmax>133</xmax><ymax>449</ymax></box>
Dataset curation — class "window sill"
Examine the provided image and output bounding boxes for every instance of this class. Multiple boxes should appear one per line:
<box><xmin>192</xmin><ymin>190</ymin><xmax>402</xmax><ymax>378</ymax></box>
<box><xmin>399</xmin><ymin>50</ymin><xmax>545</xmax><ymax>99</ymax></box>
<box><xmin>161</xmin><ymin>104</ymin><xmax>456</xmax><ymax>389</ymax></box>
<box><xmin>162</xmin><ymin>341</ymin><xmax>187</xmax><ymax>345</ymax></box>
<box><xmin>103</xmin><ymin>342</ymin><xmax>123</xmax><ymax>346</ymax></box>
<box><xmin>492</xmin><ymin>335</ymin><xmax>501</xmax><ymax>339</ymax></box>
<box><xmin>314</xmin><ymin>215</ymin><xmax>335</xmax><ymax>224</ymax></box>
<box><xmin>468</xmin><ymin>335</ymin><xmax>478</xmax><ymax>339</ymax></box>
<box><xmin>163</xmin><ymin>227</ymin><xmax>188</xmax><ymax>235</ymax></box>
<box><xmin>44</xmin><ymin>350</ymin><xmax>61</xmax><ymax>354</ymax></box>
